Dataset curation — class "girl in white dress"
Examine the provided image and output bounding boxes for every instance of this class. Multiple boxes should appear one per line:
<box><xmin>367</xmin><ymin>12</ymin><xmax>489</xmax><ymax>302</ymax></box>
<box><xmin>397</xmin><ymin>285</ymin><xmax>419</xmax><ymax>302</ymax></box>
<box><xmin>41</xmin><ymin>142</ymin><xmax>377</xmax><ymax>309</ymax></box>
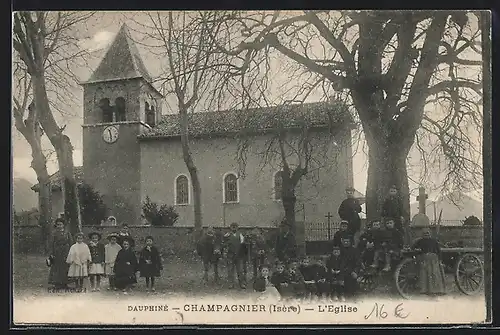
<box><xmin>66</xmin><ymin>232</ymin><xmax>92</xmax><ymax>291</ymax></box>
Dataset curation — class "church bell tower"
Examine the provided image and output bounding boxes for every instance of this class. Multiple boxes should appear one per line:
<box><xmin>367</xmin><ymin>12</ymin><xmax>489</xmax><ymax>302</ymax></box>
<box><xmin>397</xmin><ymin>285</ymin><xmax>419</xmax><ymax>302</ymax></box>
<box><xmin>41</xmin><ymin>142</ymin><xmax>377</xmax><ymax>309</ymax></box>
<box><xmin>80</xmin><ymin>24</ymin><xmax>162</xmax><ymax>225</ymax></box>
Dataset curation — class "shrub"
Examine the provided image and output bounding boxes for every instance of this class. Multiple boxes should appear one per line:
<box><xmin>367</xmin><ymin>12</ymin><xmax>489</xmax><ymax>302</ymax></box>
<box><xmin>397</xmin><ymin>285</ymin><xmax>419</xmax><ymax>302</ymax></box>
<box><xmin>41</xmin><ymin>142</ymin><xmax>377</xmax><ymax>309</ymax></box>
<box><xmin>142</xmin><ymin>196</ymin><xmax>179</xmax><ymax>227</ymax></box>
<box><xmin>463</xmin><ymin>215</ymin><xmax>482</xmax><ymax>226</ymax></box>
<box><xmin>78</xmin><ymin>183</ymin><xmax>108</xmax><ymax>225</ymax></box>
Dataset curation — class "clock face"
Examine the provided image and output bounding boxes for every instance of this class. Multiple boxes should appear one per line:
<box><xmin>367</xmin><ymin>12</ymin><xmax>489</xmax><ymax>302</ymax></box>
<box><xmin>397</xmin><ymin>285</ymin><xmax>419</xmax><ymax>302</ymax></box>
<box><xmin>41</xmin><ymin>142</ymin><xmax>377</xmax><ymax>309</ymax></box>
<box><xmin>102</xmin><ymin>125</ymin><xmax>119</xmax><ymax>144</ymax></box>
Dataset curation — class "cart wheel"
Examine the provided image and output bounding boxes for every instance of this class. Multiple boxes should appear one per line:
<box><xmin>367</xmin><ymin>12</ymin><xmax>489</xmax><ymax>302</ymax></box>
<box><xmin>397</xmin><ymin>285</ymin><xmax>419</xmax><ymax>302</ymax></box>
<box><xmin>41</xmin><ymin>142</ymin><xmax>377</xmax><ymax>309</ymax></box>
<box><xmin>454</xmin><ymin>253</ymin><xmax>484</xmax><ymax>295</ymax></box>
<box><xmin>394</xmin><ymin>257</ymin><xmax>420</xmax><ymax>299</ymax></box>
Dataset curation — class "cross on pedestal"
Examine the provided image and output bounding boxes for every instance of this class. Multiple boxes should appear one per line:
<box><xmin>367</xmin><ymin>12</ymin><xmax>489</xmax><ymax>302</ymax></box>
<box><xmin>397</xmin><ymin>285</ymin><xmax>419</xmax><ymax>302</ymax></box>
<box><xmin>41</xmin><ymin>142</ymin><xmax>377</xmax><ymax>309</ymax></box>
<box><xmin>416</xmin><ymin>186</ymin><xmax>428</xmax><ymax>215</ymax></box>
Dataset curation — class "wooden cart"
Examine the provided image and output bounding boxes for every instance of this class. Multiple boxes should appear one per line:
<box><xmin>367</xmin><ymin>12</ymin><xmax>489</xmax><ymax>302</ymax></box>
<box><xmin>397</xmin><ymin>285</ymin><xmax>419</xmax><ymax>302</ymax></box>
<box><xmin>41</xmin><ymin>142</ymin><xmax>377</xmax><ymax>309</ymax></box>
<box><xmin>394</xmin><ymin>247</ymin><xmax>484</xmax><ymax>299</ymax></box>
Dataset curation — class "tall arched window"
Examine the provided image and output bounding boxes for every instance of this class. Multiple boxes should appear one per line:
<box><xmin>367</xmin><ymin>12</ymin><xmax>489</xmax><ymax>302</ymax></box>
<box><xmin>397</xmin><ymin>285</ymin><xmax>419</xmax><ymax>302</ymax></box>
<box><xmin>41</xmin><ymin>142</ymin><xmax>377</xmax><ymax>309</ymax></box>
<box><xmin>115</xmin><ymin>97</ymin><xmax>126</xmax><ymax>121</ymax></box>
<box><xmin>223</xmin><ymin>172</ymin><xmax>239</xmax><ymax>203</ymax></box>
<box><xmin>99</xmin><ymin>98</ymin><xmax>113</xmax><ymax>122</ymax></box>
<box><xmin>175</xmin><ymin>174</ymin><xmax>189</xmax><ymax>205</ymax></box>
<box><xmin>273</xmin><ymin>171</ymin><xmax>283</xmax><ymax>201</ymax></box>
<box><xmin>146</xmin><ymin>105</ymin><xmax>156</xmax><ymax>127</ymax></box>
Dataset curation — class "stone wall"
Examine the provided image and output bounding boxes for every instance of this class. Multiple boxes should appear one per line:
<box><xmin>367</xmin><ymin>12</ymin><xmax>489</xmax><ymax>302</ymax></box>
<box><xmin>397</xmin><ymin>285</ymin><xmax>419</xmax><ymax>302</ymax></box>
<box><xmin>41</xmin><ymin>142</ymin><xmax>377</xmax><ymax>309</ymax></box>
<box><xmin>13</xmin><ymin>224</ymin><xmax>484</xmax><ymax>256</ymax></box>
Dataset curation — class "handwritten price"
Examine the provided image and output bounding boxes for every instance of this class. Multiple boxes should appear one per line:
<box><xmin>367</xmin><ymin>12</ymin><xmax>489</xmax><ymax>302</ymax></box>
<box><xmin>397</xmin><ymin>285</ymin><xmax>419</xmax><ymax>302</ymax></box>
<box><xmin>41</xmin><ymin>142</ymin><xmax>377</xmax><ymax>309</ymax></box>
<box><xmin>364</xmin><ymin>303</ymin><xmax>409</xmax><ymax>320</ymax></box>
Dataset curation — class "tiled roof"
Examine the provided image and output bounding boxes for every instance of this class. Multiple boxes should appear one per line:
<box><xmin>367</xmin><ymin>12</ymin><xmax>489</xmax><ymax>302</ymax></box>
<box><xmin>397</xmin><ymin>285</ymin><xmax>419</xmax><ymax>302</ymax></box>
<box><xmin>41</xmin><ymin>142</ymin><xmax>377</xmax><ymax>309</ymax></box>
<box><xmin>83</xmin><ymin>24</ymin><xmax>152</xmax><ymax>85</ymax></box>
<box><xmin>31</xmin><ymin>166</ymin><xmax>84</xmax><ymax>192</ymax></box>
<box><xmin>139</xmin><ymin>101</ymin><xmax>353</xmax><ymax>139</ymax></box>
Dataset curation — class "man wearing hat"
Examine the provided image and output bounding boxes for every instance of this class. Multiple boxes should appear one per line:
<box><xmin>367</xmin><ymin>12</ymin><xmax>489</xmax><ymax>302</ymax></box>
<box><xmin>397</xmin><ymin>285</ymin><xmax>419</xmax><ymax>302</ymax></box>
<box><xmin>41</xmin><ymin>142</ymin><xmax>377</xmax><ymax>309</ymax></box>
<box><xmin>224</xmin><ymin>222</ymin><xmax>246</xmax><ymax>289</ymax></box>
<box><xmin>381</xmin><ymin>185</ymin><xmax>405</xmax><ymax>232</ymax></box>
<box><xmin>338</xmin><ymin>186</ymin><xmax>362</xmax><ymax>237</ymax></box>
<box><xmin>197</xmin><ymin>227</ymin><xmax>223</xmax><ymax>283</ymax></box>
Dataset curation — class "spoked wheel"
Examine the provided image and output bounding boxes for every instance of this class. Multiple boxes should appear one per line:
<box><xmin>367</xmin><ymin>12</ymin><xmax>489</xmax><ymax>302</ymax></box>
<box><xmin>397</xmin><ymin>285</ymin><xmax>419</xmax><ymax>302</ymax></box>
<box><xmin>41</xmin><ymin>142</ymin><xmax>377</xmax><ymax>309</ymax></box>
<box><xmin>454</xmin><ymin>253</ymin><xmax>484</xmax><ymax>295</ymax></box>
<box><xmin>394</xmin><ymin>257</ymin><xmax>420</xmax><ymax>299</ymax></box>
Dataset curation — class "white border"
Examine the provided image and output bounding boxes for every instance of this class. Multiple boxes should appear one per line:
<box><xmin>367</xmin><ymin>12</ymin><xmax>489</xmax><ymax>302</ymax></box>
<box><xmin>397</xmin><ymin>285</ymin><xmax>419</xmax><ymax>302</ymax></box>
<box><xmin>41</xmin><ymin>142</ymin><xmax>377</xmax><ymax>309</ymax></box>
<box><xmin>174</xmin><ymin>173</ymin><xmax>191</xmax><ymax>206</ymax></box>
<box><xmin>222</xmin><ymin>171</ymin><xmax>240</xmax><ymax>204</ymax></box>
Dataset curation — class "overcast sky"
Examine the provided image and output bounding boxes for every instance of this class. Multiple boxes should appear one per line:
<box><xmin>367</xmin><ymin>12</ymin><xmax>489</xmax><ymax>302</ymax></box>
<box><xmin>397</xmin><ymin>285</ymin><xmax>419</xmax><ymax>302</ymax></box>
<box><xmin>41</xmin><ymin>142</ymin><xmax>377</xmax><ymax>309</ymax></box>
<box><xmin>12</xmin><ymin>11</ymin><xmax>484</xmax><ymax>202</ymax></box>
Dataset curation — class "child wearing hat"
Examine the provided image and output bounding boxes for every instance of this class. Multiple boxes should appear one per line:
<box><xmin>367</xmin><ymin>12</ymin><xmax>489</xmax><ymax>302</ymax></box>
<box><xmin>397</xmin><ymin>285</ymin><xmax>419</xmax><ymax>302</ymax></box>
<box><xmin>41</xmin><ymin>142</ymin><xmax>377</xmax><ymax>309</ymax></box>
<box><xmin>66</xmin><ymin>232</ymin><xmax>92</xmax><ymax>292</ymax></box>
<box><xmin>104</xmin><ymin>232</ymin><xmax>122</xmax><ymax>290</ymax></box>
<box><xmin>138</xmin><ymin>236</ymin><xmax>163</xmax><ymax>292</ymax></box>
<box><xmin>88</xmin><ymin>232</ymin><xmax>105</xmax><ymax>291</ymax></box>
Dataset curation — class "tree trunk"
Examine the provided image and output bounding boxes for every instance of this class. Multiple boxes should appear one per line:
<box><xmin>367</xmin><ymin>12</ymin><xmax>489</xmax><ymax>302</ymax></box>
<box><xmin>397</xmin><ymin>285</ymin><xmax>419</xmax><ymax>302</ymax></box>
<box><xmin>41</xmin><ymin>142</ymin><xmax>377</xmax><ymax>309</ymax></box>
<box><xmin>179</xmin><ymin>109</ymin><xmax>203</xmax><ymax>240</ymax></box>
<box><xmin>282</xmin><ymin>193</ymin><xmax>297</xmax><ymax>232</ymax></box>
<box><xmin>31</xmin><ymin>74</ymin><xmax>82</xmax><ymax>235</ymax></box>
<box><xmin>13</xmin><ymin>104</ymin><xmax>53</xmax><ymax>253</ymax></box>
<box><xmin>58</xmin><ymin>135</ymin><xmax>82</xmax><ymax>235</ymax></box>
<box><xmin>365</xmin><ymin>137</ymin><xmax>411</xmax><ymax>243</ymax></box>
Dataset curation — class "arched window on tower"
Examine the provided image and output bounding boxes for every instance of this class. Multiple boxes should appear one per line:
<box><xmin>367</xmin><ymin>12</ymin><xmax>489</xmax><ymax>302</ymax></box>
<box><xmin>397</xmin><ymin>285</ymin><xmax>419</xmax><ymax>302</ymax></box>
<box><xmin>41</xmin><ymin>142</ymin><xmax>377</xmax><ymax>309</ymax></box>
<box><xmin>175</xmin><ymin>174</ymin><xmax>189</xmax><ymax>205</ymax></box>
<box><xmin>99</xmin><ymin>98</ymin><xmax>113</xmax><ymax>123</ymax></box>
<box><xmin>115</xmin><ymin>97</ymin><xmax>126</xmax><ymax>121</ymax></box>
<box><xmin>223</xmin><ymin>172</ymin><xmax>239</xmax><ymax>203</ymax></box>
<box><xmin>146</xmin><ymin>103</ymin><xmax>156</xmax><ymax>127</ymax></box>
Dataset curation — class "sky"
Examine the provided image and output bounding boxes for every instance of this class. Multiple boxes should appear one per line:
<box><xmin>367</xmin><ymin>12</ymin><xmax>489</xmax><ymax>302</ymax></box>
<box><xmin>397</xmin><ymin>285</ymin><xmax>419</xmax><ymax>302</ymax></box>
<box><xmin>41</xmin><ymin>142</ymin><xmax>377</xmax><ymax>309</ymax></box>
<box><xmin>11</xmin><ymin>11</ymin><xmax>484</xmax><ymax>204</ymax></box>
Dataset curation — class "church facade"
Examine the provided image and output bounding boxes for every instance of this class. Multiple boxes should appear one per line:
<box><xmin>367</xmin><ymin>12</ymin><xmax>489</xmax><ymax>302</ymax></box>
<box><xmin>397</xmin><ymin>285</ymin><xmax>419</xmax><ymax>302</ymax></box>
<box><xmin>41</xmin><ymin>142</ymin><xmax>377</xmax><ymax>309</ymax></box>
<box><xmin>33</xmin><ymin>24</ymin><xmax>355</xmax><ymax>227</ymax></box>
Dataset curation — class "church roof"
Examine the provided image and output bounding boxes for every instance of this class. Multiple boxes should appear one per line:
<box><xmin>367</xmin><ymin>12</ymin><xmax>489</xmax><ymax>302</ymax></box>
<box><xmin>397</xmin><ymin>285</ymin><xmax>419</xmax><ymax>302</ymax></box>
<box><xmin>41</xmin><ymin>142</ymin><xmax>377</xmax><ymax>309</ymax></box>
<box><xmin>31</xmin><ymin>166</ymin><xmax>84</xmax><ymax>192</ymax></box>
<box><xmin>83</xmin><ymin>24</ymin><xmax>153</xmax><ymax>85</ymax></box>
<box><xmin>139</xmin><ymin>101</ymin><xmax>354</xmax><ymax>139</ymax></box>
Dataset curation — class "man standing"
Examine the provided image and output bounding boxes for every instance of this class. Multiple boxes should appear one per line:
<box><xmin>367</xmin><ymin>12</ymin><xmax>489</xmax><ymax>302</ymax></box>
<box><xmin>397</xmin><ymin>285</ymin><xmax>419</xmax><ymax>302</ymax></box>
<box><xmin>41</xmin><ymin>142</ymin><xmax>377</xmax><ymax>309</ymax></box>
<box><xmin>338</xmin><ymin>187</ymin><xmax>362</xmax><ymax>236</ymax></box>
<box><xmin>224</xmin><ymin>223</ymin><xmax>247</xmax><ymax>289</ymax></box>
<box><xmin>381</xmin><ymin>185</ymin><xmax>405</xmax><ymax>232</ymax></box>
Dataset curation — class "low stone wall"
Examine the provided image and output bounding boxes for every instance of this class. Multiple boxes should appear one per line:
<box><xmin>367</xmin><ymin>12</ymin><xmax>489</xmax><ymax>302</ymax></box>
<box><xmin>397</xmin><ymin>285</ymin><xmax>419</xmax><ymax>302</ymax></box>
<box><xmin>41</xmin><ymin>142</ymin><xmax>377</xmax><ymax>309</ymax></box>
<box><xmin>13</xmin><ymin>225</ymin><xmax>279</xmax><ymax>257</ymax></box>
<box><xmin>12</xmin><ymin>224</ymin><xmax>484</xmax><ymax>256</ymax></box>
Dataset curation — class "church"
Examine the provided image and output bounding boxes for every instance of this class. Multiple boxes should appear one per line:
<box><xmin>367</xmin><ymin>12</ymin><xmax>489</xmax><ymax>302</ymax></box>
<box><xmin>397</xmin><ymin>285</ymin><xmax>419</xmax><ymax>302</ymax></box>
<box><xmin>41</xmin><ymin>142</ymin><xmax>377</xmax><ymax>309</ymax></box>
<box><xmin>32</xmin><ymin>24</ymin><xmax>356</xmax><ymax>228</ymax></box>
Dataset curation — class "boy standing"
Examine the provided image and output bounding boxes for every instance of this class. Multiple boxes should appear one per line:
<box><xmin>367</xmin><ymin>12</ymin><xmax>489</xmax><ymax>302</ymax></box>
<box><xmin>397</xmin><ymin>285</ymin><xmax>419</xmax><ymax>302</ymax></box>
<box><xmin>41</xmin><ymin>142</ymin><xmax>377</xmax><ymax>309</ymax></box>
<box><xmin>381</xmin><ymin>185</ymin><xmax>405</xmax><ymax>232</ymax></box>
<box><xmin>326</xmin><ymin>246</ymin><xmax>345</xmax><ymax>301</ymax></box>
<box><xmin>224</xmin><ymin>222</ymin><xmax>247</xmax><ymax>289</ymax></box>
<box><xmin>338</xmin><ymin>187</ymin><xmax>362</xmax><ymax>235</ymax></box>
<box><xmin>249</xmin><ymin>227</ymin><xmax>267</xmax><ymax>279</ymax></box>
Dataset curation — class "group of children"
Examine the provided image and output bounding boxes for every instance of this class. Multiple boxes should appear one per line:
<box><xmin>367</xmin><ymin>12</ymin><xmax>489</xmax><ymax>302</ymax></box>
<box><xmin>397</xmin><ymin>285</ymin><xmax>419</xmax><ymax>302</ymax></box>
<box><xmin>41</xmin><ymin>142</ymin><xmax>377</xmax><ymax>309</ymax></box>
<box><xmin>252</xmin><ymin>236</ymin><xmax>361</xmax><ymax>302</ymax></box>
<box><xmin>62</xmin><ymin>224</ymin><xmax>163</xmax><ymax>294</ymax></box>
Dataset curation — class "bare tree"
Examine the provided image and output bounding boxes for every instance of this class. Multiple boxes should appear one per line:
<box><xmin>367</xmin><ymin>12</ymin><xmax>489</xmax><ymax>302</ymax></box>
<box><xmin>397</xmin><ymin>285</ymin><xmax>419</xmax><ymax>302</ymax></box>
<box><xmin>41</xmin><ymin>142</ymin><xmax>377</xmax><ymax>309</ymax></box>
<box><xmin>12</xmin><ymin>62</ymin><xmax>52</xmax><ymax>250</ymax></box>
<box><xmin>235</xmin><ymin>101</ymin><xmax>351</xmax><ymax>233</ymax></box>
<box><xmin>135</xmin><ymin>12</ymin><xmax>230</xmax><ymax>238</ymax></box>
<box><xmin>13</xmin><ymin>11</ymin><xmax>96</xmax><ymax>234</ymax></box>
<box><xmin>208</xmin><ymin>11</ymin><xmax>483</xmax><ymax>228</ymax></box>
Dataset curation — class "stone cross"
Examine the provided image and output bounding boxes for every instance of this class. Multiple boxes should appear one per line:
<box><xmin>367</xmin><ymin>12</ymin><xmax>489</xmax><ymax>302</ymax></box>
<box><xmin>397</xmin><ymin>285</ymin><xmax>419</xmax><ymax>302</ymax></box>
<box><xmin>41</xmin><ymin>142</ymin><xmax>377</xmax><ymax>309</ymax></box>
<box><xmin>416</xmin><ymin>186</ymin><xmax>428</xmax><ymax>215</ymax></box>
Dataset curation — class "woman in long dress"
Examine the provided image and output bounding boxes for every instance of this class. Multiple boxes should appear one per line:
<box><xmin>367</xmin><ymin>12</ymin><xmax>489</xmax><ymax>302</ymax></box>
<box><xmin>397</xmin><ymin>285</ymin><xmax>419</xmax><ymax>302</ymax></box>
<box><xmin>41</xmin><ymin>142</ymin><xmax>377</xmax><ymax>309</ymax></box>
<box><xmin>114</xmin><ymin>238</ymin><xmax>138</xmax><ymax>294</ymax></box>
<box><xmin>413</xmin><ymin>229</ymin><xmax>446</xmax><ymax>296</ymax></box>
<box><xmin>48</xmin><ymin>218</ymin><xmax>73</xmax><ymax>289</ymax></box>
